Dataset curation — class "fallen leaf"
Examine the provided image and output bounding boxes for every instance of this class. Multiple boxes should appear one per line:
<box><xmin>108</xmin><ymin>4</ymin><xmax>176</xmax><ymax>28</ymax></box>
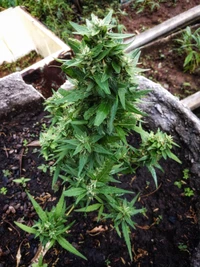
<box><xmin>27</xmin><ymin>140</ymin><xmax>41</xmax><ymax>147</ymax></box>
<box><xmin>87</xmin><ymin>225</ymin><xmax>108</xmax><ymax>234</ymax></box>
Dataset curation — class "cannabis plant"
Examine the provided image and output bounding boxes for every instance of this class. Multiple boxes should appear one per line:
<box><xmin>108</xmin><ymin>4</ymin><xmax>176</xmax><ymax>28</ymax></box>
<box><xmin>15</xmin><ymin>192</ymin><xmax>86</xmax><ymax>261</ymax></box>
<box><xmin>40</xmin><ymin>11</ymin><xmax>180</xmax><ymax>260</ymax></box>
<box><xmin>132</xmin><ymin>0</ymin><xmax>161</xmax><ymax>13</ymax></box>
<box><xmin>176</xmin><ymin>26</ymin><xmax>200</xmax><ymax>73</ymax></box>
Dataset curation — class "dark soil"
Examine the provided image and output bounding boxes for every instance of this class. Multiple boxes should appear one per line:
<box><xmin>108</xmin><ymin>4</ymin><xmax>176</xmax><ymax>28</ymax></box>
<box><xmin>0</xmin><ymin>108</ymin><xmax>199</xmax><ymax>267</ymax></box>
<box><xmin>0</xmin><ymin>51</ymin><xmax>43</xmax><ymax>78</ymax></box>
<box><xmin>1</xmin><ymin>1</ymin><xmax>200</xmax><ymax>267</ymax></box>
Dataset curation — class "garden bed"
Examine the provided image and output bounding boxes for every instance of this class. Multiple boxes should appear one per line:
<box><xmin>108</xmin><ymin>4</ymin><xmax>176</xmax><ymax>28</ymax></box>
<box><xmin>0</xmin><ymin>2</ymin><xmax>200</xmax><ymax>267</ymax></box>
<box><xmin>0</xmin><ymin>79</ymin><xmax>200</xmax><ymax>267</ymax></box>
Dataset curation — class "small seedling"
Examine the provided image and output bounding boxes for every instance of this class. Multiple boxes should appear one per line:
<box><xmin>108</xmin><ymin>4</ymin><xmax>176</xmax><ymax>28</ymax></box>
<box><xmin>184</xmin><ymin>187</ymin><xmax>194</xmax><ymax>197</ymax></box>
<box><xmin>38</xmin><ymin>164</ymin><xmax>49</xmax><ymax>173</ymax></box>
<box><xmin>155</xmin><ymin>215</ymin><xmax>163</xmax><ymax>225</ymax></box>
<box><xmin>13</xmin><ymin>177</ymin><xmax>31</xmax><ymax>188</ymax></box>
<box><xmin>183</xmin><ymin>168</ymin><xmax>190</xmax><ymax>179</ymax></box>
<box><xmin>174</xmin><ymin>180</ymin><xmax>184</xmax><ymax>189</ymax></box>
<box><xmin>132</xmin><ymin>0</ymin><xmax>161</xmax><ymax>13</ymax></box>
<box><xmin>0</xmin><ymin>187</ymin><xmax>7</xmax><ymax>195</ymax></box>
<box><xmin>15</xmin><ymin>192</ymin><xmax>86</xmax><ymax>260</ymax></box>
<box><xmin>2</xmin><ymin>169</ymin><xmax>12</xmax><ymax>177</ymax></box>
<box><xmin>105</xmin><ymin>258</ymin><xmax>111</xmax><ymax>267</ymax></box>
<box><xmin>174</xmin><ymin>169</ymin><xmax>194</xmax><ymax>197</ymax></box>
<box><xmin>176</xmin><ymin>26</ymin><xmax>200</xmax><ymax>73</ymax></box>
<box><xmin>23</xmin><ymin>139</ymin><xmax>29</xmax><ymax>147</ymax></box>
<box><xmin>178</xmin><ymin>243</ymin><xmax>189</xmax><ymax>253</ymax></box>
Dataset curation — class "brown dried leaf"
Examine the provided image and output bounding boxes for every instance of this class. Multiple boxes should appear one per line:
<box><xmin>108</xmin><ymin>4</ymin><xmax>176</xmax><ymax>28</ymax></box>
<box><xmin>87</xmin><ymin>225</ymin><xmax>108</xmax><ymax>234</ymax></box>
<box><xmin>27</xmin><ymin>140</ymin><xmax>41</xmax><ymax>147</ymax></box>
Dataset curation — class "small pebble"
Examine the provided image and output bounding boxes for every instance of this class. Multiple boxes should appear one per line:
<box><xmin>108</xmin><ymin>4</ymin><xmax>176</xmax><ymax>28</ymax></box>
<box><xmin>21</xmin><ymin>192</ymin><xmax>26</xmax><ymax>199</ymax></box>
<box><xmin>11</xmin><ymin>166</ymin><xmax>19</xmax><ymax>170</ymax></box>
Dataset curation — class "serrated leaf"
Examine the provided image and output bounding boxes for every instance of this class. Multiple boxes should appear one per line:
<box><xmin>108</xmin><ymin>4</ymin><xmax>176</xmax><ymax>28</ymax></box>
<box><xmin>184</xmin><ymin>52</ymin><xmax>193</xmax><ymax>67</ymax></box>
<box><xmin>68</xmin><ymin>38</ymin><xmax>81</xmax><ymax>54</ymax></box>
<box><xmin>15</xmin><ymin>222</ymin><xmax>38</xmax><ymax>235</ymax></box>
<box><xmin>64</xmin><ymin>139</ymin><xmax>79</xmax><ymax>146</ymax></box>
<box><xmin>95</xmin><ymin>49</ymin><xmax>111</xmax><ymax>61</ymax></box>
<box><xmin>54</xmin><ymin>193</ymin><xmax>65</xmax><ymax>219</ymax></box>
<box><xmin>147</xmin><ymin>165</ymin><xmax>158</xmax><ymax>188</ymax></box>
<box><xmin>94</xmin><ymin>101</ymin><xmax>111</xmax><ymax>126</ymax></box>
<box><xmin>91</xmin><ymin>43</ymin><xmax>104</xmax><ymax>58</ymax></box>
<box><xmin>63</xmin><ymin>58</ymin><xmax>82</xmax><ymax>68</ymax></box>
<box><xmin>76</xmin><ymin>203</ymin><xmax>102</xmax><ymax>212</ymax></box>
<box><xmin>101</xmin><ymin>71</ymin><xmax>110</xmax><ymax>83</ymax></box>
<box><xmin>70</xmin><ymin>21</ymin><xmax>89</xmax><ymax>36</ymax></box>
<box><xmin>122</xmin><ymin>221</ymin><xmax>133</xmax><ymax>261</ymax></box>
<box><xmin>56</xmin><ymin>89</ymin><xmax>90</xmax><ymax>104</ymax></box>
<box><xmin>57</xmin><ymin>236</ymin><xmax>87</xmax><ymax>260</ymax></box>
<box><xmin>97</xmin><ymin>203</ymin><xmax>104</xmax><ymax>221</ymax></box>
<box><xmin>98</xmin><ymin>186</ymin><xmax>133</xmax><ymax>195</ymax></box>
<box><xmin>126</xmin><ymin>102</ymin><xmax>145</xmax><ymax>115</ymax></box>
<box><xmin>95</xmin><ymin>160</ymin><xmax>114</xmax><ymax>181</ymax></box>
<box><xmin>27</xmin><ymin>192</ymin><xmax>48</xmax><ymax>222</ymax></box>
<box><xmin>166</xmin><ymin>150</ymin><xmax>182</xmax><ymax>164</ymax></box>
<box><xmin>108</xmin><ymin>32</ymin><xmax>134</xmax><ymax>39</ymax></box>
<box><xmin>116</xmin><ymin>126</ymin><xmax>127</xmax><ymax>144</ymax></box>
<box><xmin>112</xmin><ymin>61</ymin><xmax>121</xmax><ymax>73</ymax></box>
<box><xmin>118</xmin><ymin>87</ymin><xmax>126</xmax><ymax>109</ymax></box>
<box><xmin>64</xmin><ymin>188</ymin><xmax>87</xmax><ymax>197</ymax></box>
<box><xmin>102</xmin><ymin>10</ymin><xmax>113</xmax><ymax>25</ymax></box>
<box><xmin>78</xmin><ymin>154</ymin><xmax>89</xmax><ymax>176</ymax></box>
<box><xmin>73</xmin><ymin>144</ymin><xmax>83</xmax><ymax>156</ymax></box>
<box><xmin>76</xmin><ymin>193</ymin><xmax>87</xmax><ymax>205</ymax></box>
<box><xmin>108</xmin><ymin>97</ymin><xmax>118</xmax><ymax>134</ymax></box>
<box><xmin>93</xmin><ymin>74</ymin><xmax>110</xmax><ymax>95</ymax></box>
<box><xmin>93</xmin><ymin>144</ymin><xmax>112</xmax><ymax>155</ymax></box>
<box><xmin>84</xmin><ymin>105</ymin><xmax>97</xmax><ymax>120</ymax></box>
<box><xmin>52</xmin><ymin>166</ymin><xmax>60</xmax><ymax>187</ymax></box>
<box><xmin>71</xmin><ymin>120</ymin><xmax>87</xmax><ymax>125</ymax></box>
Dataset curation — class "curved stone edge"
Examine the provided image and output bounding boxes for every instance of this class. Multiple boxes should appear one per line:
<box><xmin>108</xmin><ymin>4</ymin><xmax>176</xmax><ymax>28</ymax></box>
<box><xmin>0</xmin><ymin>72</ymin><xmax>44</xmax><ymax>120</ymax></box>
<box><xmin>137</xmin><ymin>76</ymin><xmax>200</xmax><ymax>267</ymax></box>
<box><xmin>138</xmin><ymin>75</ymin><xmax>200</xmax><ymax>167</ymax></box>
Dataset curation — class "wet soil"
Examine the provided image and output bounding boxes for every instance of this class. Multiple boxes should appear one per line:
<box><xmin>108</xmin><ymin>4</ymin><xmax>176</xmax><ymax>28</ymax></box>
<box><xmin>0</xmin><ymin>109</ymin><xmax>199</xmax><ymax>267</ymax></box>
<box><xmin>1</xmin><ymin>1</ymin><xmax>200</xmax><ymax>267</ymax></box>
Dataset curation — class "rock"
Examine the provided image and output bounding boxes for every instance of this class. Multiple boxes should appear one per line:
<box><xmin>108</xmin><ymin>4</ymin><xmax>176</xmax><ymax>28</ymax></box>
<box><xmin>137</xmin><ymin>76</ymin><xmax>200</xmax><ymax>164</ymax></box>
<box><xmin>60</xmin><ymin>80</ymin><xmax>75</xmax><ymax>91</ymax></box>
<box><xmin>0</xmin><ymin>72</ymin><xmax>44</xmax><ymax>120</ymax></box>
<box><xmin>137</xmin><ymin>76</ymin><xmax>200</xmax><ymax>267</ymax></box>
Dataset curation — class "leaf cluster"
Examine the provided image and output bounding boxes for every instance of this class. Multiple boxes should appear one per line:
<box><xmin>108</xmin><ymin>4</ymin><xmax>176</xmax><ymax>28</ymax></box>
<box><xmin>15</xmin><ymin>192</ymin><xmax>86</xmax><ymax>260</ymax></box>
<box><xmin>132</xmin><ymin>0</ymin><xmax>162</xmax><ymax>13</ymax></box>
<box><xmin>133</xmin><ymin>125</ymin><xmax>181</xmax><ymax>186</ymax></box>
<box><xmin>176</xmin><ymin>26</ymin><xmax>200</xmax><ymax>73</ymax></box>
